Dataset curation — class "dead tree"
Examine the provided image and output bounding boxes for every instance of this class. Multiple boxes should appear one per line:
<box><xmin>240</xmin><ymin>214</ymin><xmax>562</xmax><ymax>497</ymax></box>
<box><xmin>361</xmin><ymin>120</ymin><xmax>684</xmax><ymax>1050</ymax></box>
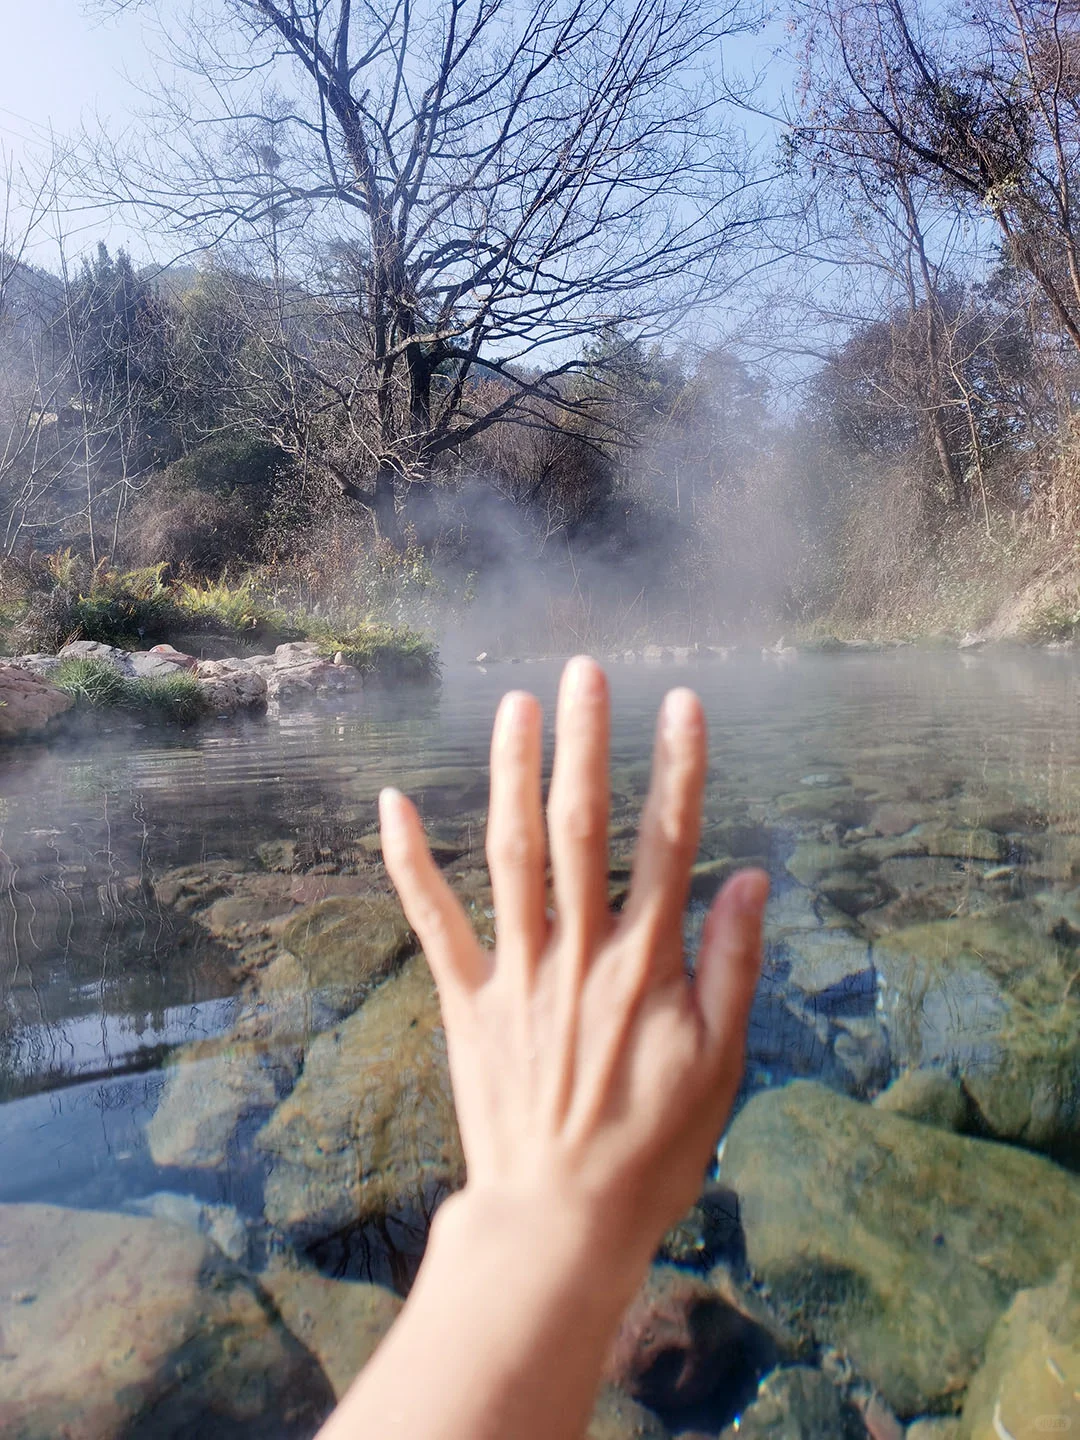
<box><xmin>93</xmin><ymin>0</ymin><xmax>762</xmax><ymax>544</ymax></box>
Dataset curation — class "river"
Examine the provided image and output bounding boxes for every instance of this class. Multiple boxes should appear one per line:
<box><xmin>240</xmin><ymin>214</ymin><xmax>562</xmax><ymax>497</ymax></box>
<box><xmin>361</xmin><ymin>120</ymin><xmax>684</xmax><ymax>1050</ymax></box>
<box><xmin>1</xmin><ymin>650</ymin><xmax>1078</xmax><ymax>1434</ymax></box>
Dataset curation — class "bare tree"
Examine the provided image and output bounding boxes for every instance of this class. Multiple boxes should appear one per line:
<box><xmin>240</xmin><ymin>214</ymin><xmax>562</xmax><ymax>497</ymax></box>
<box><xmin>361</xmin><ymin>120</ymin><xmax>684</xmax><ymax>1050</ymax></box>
<box><xmin>92</xmin><ymin>0</ymin><xmax>763</xmax><ymax>544</ymax></box>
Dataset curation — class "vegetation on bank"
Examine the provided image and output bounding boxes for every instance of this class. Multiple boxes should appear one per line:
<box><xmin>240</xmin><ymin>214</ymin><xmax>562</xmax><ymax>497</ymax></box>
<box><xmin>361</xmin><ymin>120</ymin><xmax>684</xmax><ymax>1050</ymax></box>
<box><xmin>52</xmin><ymin>657</ymin><xmax>208</xmax><ymax>724</ymax></box>
<box><xmin>0</xmin><ymin>554</ymin><xmax>438</xmax><ymax>682</ymax></box>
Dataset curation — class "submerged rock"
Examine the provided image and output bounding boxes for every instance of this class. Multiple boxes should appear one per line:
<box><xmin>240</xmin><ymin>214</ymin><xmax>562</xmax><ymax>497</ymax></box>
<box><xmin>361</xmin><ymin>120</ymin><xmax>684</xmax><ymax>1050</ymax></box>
<box><xmin>605</xmin><ymin>1264</ymin><xmax>775</xmax><ymax>1416</ymax></box>
<box><xmin>279</xmin><ymin>893</ymin><xmax>413</xmax><ymax>1016</ymax></box>
<box><xmin>872</xmin><ymin>1069</ymin><xmax>973</xmax><ymax>1133</ymax></box>
<box><xmin>146</xmin><ymin>1034</ymin><xmax>301</xmax><ymax>1169</ymax></box>
<box><xmin>781</xmin><ymin>928</ymin><xmax>875</xmax><ymax>1005</ymax></box>
<box><xmin>258</xmin><ymin>954</ymin><xmax>463</xmax><ymax>1243</ymax></box>
<box><xmin>719</xmin><ymin>1081</ymin><xmax>1080</xmax><ymax>1416</ymax></box>
<box><xmin>0</xmin><ymin>663</ymin><xmax>73</xmax><ymax>739</ymax></box>
<box><xmin>588</xmin><ymin>1387</ymin><xmax>671</xmax><ymax>1439</ymax></box>
<box><xmin>957</xmin><ymin>1265</ymin><xmax>1080</xmax><ymax>1440</ymax></box>
<box><xmin>260</xmin><ymin>1254</ymin><xmax>402</xmax><ymax>1400</ymax></box>
<box><xmin>717</xmin><ymin>1366</ymin><xmax>865</xmax><ymax>1439</ymax></box>
<box><xmin>0</xmin><ymin>1203</ymin><xmax>333</xmax><ymax>1439</ymax></box>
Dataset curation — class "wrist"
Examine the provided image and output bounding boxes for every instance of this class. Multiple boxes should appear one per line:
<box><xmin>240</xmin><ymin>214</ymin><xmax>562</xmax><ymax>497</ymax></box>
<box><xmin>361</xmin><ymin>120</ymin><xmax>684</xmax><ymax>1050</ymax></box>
<box><xmin>426</xmin><ymin>1183</ymin><xmax>651</xmax><ymax>1320</ymax></box>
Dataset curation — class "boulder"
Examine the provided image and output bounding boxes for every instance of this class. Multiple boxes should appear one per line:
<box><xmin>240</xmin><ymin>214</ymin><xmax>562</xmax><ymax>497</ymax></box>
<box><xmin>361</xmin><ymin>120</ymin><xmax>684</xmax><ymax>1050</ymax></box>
<box><xmin>11</xmin><ymin>652</ymin><xmax>61</xmax><ymax>677</ymax></box>
<box><xmin>605</xmin><ymin>1264</ymin><xmax>776</xmax><ymax>1416</ymax></box>
<box><xmin>195</xmin><ymin>658</ymin><xmax>268</xmax><ymax>713</ymax></box>
<box><xmin>957</xmin><ymin>1265</ymin><xmax>1080</xmax><ymax>1440</ymax></box>
<box><xmin>274</xmin><ymin>641</ymin><xmax>324</xmax><ymax>668</ymax></box>
<box><xmin>260</xmin><ymin>1255</ymin><xmax>402</xmax><ymax>1400</ymax></box>
<box><xmin>258</xmin><ymin>954</ymin><xmax>464</xmax><ymax>1242</ymax></box>
<box><xmin>0</xmin><ymin>663</ymin><xmax>73</xmax><ymax>739</ymax></box>
<box><xmin>0</xmin><ymin>1203</ymin><xmax>333</xmax><ymax>1439</ymax></box>
<box><xmin>717</xmin><ymin>1366</ymin><xmax>865</xmax><ymax>1439</ymax></box>
<box><xmin>873</xmin><ymin>913</ymin><xmax>1080</xmax><ymax>1157</ymax></box>
<box><xmin>279</xmin><ymin>894</ymin><xmax>413</xmax><ymax>1017</ymax></box>
<box><xmin>129</xmin><ymin>648</ymin><xmax>195</xmax><ymax>679</ymax></box>
<box><xmin>719</xmin><ymin>1081</ymin><xmax>1080</xmax><ymax>1416</ymax></box>
<box><xmin>57</xmin><ymin>639</ymin><xmax>134</xmax><ymax>671</ymax></box>
<box><xmin>267</xmin><ymin>659</ymin><xmax>363</xmax><ymax>705</ymax></box>
<box><xmin>125</xmin><ymin>1191</ymin><xmax>251</xmax><ymax>1264</ymax></box>
<box><xmin>149</xmin><ymin>642</ymin><xmax>198</xmax><ymax>669</ymax></box>
<box><xmin>146</xmin><ymin>1034</ymin><xmax>301</xmax><ymax>1169</ymax></box>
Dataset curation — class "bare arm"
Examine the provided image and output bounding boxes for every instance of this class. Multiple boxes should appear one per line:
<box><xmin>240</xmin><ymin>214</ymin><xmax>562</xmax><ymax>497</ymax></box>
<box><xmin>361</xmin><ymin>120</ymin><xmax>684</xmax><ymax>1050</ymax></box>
<box><xmin>318</xmin><ymin>655</ymin><xmax>768</xmax><ymax>1440</ymax></box>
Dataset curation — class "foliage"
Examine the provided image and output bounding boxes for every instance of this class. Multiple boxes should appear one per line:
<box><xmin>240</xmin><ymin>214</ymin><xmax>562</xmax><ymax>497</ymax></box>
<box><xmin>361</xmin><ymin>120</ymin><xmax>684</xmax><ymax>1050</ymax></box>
<box><xmin>50</xmin><ymin>658</ymin><xmax>208</xmax><ymax>723</ymax></box>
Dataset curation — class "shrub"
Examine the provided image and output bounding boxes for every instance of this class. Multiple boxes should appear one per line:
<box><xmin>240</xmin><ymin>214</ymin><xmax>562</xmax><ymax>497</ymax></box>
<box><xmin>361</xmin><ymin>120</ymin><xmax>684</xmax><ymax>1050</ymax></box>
<box><xmin>122</xmin><ymin>489</ymin><xmax>260</xmax><ymax>575</ymax></box>
<box><xmin>11</xmin><ymin>563</ymin><xmax>180</xmax><ymax>652</ymax></box>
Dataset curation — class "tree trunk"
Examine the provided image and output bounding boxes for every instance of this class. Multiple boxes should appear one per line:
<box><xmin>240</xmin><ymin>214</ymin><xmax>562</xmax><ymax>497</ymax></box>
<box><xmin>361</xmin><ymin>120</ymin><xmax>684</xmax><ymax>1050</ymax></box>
<box><xmin>372</xmin><ymin>462</ymin><xmax>402</xmax><ymax>548</ymax></box>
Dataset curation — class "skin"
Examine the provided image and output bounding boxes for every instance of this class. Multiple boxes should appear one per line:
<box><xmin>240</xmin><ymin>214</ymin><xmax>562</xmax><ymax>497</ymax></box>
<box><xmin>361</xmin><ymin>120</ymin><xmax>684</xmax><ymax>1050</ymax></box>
<box><xmin>317</xmin><ymin>655</ymin><xmax>768</xmax><ymax>1440</ymax></box>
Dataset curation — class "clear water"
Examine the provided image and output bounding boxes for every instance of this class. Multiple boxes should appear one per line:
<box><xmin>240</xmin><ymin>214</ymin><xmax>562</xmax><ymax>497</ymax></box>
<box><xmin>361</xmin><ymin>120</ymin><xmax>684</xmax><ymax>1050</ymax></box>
<box><xmin>2</xmin><ymin>650</ymin><xmax>1079</xmax><ymax>1430</ymax></box>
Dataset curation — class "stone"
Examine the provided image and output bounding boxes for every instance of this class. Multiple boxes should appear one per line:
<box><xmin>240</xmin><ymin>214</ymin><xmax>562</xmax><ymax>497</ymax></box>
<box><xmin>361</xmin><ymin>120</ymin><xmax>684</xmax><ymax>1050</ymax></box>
<box><xmin>963</xmin><ymin>1033</ymin><xmax>1080</xmax><ymax>1165</ymax></box>
<box><xmin>717</xmin><ymin>1365</ymin><xmax>865</xmax><ymax>1439</ymax></box>
<box><xmin>258</xmin><ymin>954</ymin><xmax>464</xmax><ymax>1242</ymax></box>
<box><xmin>0</xmin><ymin>663</ymin><xmax>74</xmax><ymax>739</ymax></box>
<box><xmin>12</xmin><ymin>652</ymin><xmax>62</xmax><ymax>676</ymax></box>
<box><xmin>781</xmin><ymin>929</ymin><xmax>875</xmax><ymax>1005</ymax></box>
<box><xmin>587</xmin><ymin>1387</ymin><xmax>671</xmax><ymax>1439</ymax></box>
<box><xmin>279</xmin><ymin>894</ymin><xmax>413</xmax><ymax>1016</ymax></box>
<box><xmin>957</xmin><ymin>1265</ymin><xmax>1080</xmax><ymax>1440</ymax></box>
<box><xmin>126</xmin><ymin>1191</ymin><xmax>251</xmax><ymax>1264</ymax></box>
<box><xmin>605</xmin><ymin>1264</ymin><xmax>775</xmax><ymax>1415</ymax></box>
<box><xmin>146</xmin><ymin>1034</ymin><xmax>301</xmax><ymax>1169</ymax></box>
<box><xmin>785</xmin><ymin>840</ymin><xmax>861</xmax><ymax>888</ymax></box>
<box><xmin>57</xmin><ymin>639</ymin><xmax>134</xmax><ymax>672</ymax></box>
<box><xmin>267</xmin><ymin>659</ymin><xmax>363</xmax><ymax>705</ymax></box>
<box><xmin>260</xmin><ymin>1254</ymin><xmax>402</xmax><ymax>1400</ymax></box>
<box><xmin>873</xmin><ymin>1069</ymin><xmax>973</xmax><ymax>1133</ymax></box>
<box><xmin>921</xmin><ymin>826</ymin><xmax>1007</xmax><ymax>863</ymax></box>
<box><xmin>256</xmin><ymin>838</ymin><xmax>299</xmax><ymax>872</ymax></box>
<box><xmin>194</xmin><ymin>658</ymin><xmax>268</xmax><ymax>713</ymax></box>
<box><xmin>0</xmin><ymin>1203</ymin><xmax>333</xmax><ymax>1439</ymax></box>
<box><xmin>832</xmin><ymin>1016</ymin><xmax>892</xmax><ymax>1094</ymax></box>
<box><xmin>148</xmin><ymin>642</ymin><xmax>198</xmax><ymax>669</ymax></box>
<box><xmin>906</xmin><ymin>1423</ymin><xmax>961</xmax><ymax>1440</ymax></box>
<box><xmin>274</xmin><ymin>641</ymin><xmax>324</xmax><ymax>667</ymax></box>
<box><xmin>719</xmin><ymin>1081</ymin><xmax>1080</xmax><ymax>1416</ymax></box>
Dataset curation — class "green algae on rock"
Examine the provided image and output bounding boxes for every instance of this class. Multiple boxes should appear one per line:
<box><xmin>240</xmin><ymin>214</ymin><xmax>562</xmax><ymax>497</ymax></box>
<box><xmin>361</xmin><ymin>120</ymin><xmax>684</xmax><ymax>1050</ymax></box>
<box><xmin>0</xmin><ymin>1204</ymin><xmax>334</xmax><ymax>1440</ymax></box>
<box><xmin>258</xmin><ymin>954</ymin><xmax>464</xmax><ymax>1242</ymax></box>
<box><xmin>280</xmin><ymin>893</ymin><xmax>414</xmax><ymax>1014</ymax></box>
<box><xmin>719</xmin><ymin>1081</ymin><xmax>1080</xmax><ymax>1417</ymax></box>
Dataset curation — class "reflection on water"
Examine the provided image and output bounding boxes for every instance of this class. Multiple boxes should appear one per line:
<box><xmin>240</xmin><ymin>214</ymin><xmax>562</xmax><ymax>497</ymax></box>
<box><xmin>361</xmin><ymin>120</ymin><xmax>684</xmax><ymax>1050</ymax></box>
<box><xmin>2</xmin><ymin>651</ymin><xmax>1080</xmax><ymax>1434</ymax></box>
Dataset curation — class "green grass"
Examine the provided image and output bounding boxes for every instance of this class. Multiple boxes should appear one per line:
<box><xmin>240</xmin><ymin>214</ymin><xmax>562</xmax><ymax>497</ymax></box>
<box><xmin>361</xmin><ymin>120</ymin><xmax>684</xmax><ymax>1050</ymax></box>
<box><xmin>5</xmin><ymin>556</ymin><xmax>439</xmax><ymax>683</ymax></box>
<box><xmin>51</xmin><ymin>658</ymin><xmax>208</xmax><ymax>724</ymax></box>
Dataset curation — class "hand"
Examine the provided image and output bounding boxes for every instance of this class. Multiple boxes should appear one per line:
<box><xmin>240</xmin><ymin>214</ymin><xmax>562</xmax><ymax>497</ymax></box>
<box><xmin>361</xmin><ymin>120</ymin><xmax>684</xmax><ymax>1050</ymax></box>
<box><xmin>378</xmin><ymin>655</ymin><xmax>768</xmax><ymax>1281</ymax></box>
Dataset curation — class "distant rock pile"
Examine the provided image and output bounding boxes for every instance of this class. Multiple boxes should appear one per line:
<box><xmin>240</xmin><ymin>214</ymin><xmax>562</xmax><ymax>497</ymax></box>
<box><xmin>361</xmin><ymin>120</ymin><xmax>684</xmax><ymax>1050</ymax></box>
<box><xmin>0</xmin><ymin>638</ymin><xmax>366</xmax><ymax>738</ymax></box>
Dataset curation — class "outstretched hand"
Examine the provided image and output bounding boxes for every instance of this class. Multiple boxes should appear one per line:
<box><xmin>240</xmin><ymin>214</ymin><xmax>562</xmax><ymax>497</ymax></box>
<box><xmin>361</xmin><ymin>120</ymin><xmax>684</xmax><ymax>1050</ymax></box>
<box><xmin>378</xmin><ymin>655</ymin><xmax>768</xmax><ymax>1276</ymax></box>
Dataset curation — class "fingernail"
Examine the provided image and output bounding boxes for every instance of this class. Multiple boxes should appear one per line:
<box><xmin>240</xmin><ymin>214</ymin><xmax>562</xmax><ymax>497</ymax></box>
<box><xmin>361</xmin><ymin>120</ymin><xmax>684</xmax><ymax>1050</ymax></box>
<box><xmin>379</xmin><ymin>787</ymin><xmax>402</xmax><ymax>824</ymax></box>
<box><xmin>661</xmin><ymin>687</ymin><xmax>701</xmax><ymax>735</ymax></box>
<box><xmin>730</xmin><ymin>869</ymin><xmax>770</xmax><ymax>914</ymax></box>
<box><xmin>564</xmin><ymin>654</ymin><xmax>600</xmax><ymax>696</ymax></box>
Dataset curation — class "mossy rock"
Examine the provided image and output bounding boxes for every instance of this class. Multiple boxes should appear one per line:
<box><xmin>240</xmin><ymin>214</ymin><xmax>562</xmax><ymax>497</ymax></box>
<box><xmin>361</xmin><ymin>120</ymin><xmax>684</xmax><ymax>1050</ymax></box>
<box><xmin>720</xmin><ymin>1081</ymin><xmax>1080</xmax><ymax>1416</ymax></box>
<box><xmin>258</xmin><ymin>954</ymin><xmax>463</xmax><ymax>1242</ymax></box>
<box><xmin>280</xmin><ymin>894</ymin><xmax>413</xmax><ymax>1014</ymax></box>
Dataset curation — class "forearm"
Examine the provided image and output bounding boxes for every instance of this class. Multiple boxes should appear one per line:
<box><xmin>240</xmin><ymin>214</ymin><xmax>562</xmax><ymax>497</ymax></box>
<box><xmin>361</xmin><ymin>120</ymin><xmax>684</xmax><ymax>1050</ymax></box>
<box><xmin>317</xmin><ymin>1188</ymin><xmax>649</xmax><ymax>1440</ymax></box>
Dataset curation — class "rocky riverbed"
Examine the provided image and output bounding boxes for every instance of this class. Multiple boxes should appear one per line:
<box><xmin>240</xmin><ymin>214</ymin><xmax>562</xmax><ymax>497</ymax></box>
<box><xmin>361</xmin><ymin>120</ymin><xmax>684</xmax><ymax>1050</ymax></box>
<box><xmin>1</xmin><ymin>652</ymin><xmax>1079</xmax><ymax>1437</ymax></box>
